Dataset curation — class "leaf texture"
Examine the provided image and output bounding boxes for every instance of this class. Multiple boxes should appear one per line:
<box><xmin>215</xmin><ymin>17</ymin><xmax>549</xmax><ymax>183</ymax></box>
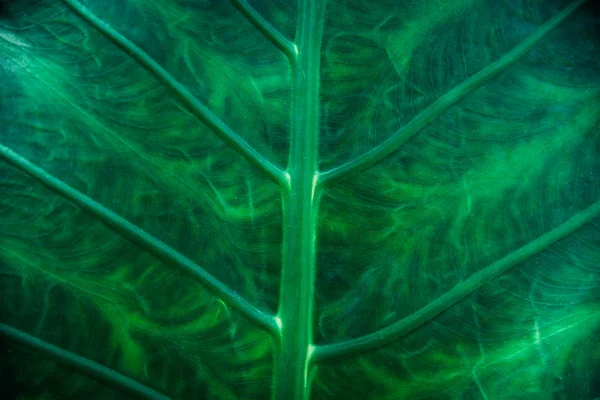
<box><xmin>1</xmin><ymin>0</ymin><xmax>599</xmax><ymax>399</ymax></box>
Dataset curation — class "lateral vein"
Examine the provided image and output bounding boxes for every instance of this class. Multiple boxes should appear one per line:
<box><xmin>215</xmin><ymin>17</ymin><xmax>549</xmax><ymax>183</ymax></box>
<box><xmin>60</xmin><ymin>0</ymin><xmax>286</xmax><ymax>187</ymax></box>
<box><xmin>312</xmin><ymin>196</ymin><xmax>600</xmax><ymax>362</ymax></box>
<box><xmin>230</xmin><ymin>0</ymin><xmax>297</xmax><ymax>62</ymax></box>
<box><xmin>0</xmin><ymin>144</ymin><xmax>279</xmax><ymax>335</ymax></box>
<box><xmin>319</xmin><ymin>0</ymin><xmax>589</xmax><ymax>185</ymax></box>
<box><xmin>0</xmin><ymin>323</ymin><xmax>170</xmax><ymax>400</ymax></box>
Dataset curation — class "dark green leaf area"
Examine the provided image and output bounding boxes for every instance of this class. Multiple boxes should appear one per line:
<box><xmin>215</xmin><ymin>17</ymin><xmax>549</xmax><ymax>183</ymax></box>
<box><xmin>315</xmin><ymin>0</ymin><xmax>600</xmax><ymax>342</ymax></box>
<box><xmin>318</xmin><ymin>0</ymin><xmax>581</xmax><ymax>168</ymax></box>
<box><xmin>314</xmin><ymin>219</ymin><xmax>600</xmax><ymax>399</ymax></box>
<box><xmin>0</xmin><ymin>343</ymin><xmax>123</xmax><ymax>400</ymax></box>
<box><xmin>0</xmin><ymin>166</ymin><xmax>273</xmax><ymax>399</ymax></box>
<box><xmin>74</xmin><ymin>0</ymin><xmax>291</xmax><ymax>166</ymax></box>
<box><xmin>0</xmin><ymin>0</ymin><xmax>283</xmax><ymax>312</ymax></box>
<box><xmin>246</xmin><ymin>0</ymin><xmax>297</xmax><ymax>41</ymax></box>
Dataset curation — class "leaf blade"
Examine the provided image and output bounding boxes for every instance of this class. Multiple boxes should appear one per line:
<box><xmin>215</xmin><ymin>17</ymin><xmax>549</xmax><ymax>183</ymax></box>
<box><xmin>0</xmin><ymin>323</ymin><xmax>170</xmax><ymax>400</ymax></box>
<box><xmin>313</xmin><ymin>197</ymin><xmax>600</xmax><ymax>362</ymax></box>
<box><xmin>0</xmin><ymin>144</ymin><xmax>278</xmax><ymax>334</ymax></box>
<box><xmin>319</xmin><ymin>0</ymin><xmax>590</xmax><ymax>185</ymax></box>
<box><xmin>230</xmin><ymin>0</ymin><xmax>297</xmax><ymax>62</ymax></box>
<box><xmin>60</xmin><ymin>0</ymin><xmax>287</xmax><ymax>187</ymax></box>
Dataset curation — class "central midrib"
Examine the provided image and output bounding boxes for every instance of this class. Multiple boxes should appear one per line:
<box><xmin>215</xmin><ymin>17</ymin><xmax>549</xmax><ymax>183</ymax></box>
<box><xmin>273</xmin><ymin>1</ymin><xmax>326</xmax><ymax>399</ymax></box>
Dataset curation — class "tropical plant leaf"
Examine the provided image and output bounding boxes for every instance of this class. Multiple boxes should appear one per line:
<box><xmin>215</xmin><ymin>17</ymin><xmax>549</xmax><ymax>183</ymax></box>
<box><xmin>1</xmin><ymin>0</ymin><xmax>599</xmax><ymax>399</ymax></box>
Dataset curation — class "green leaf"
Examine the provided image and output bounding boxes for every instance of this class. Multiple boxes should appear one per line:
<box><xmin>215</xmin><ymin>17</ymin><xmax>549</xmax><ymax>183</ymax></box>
<box><xmin>1</xmin><ymin>0</ymin><xmax>599</xmax><ymax>399</ymax></box>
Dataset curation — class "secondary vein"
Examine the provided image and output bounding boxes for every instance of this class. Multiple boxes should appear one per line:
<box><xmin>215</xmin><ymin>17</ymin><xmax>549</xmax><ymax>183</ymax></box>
<box><xmin>0</xmin><ymin>323</ymin><xmax>170</xmax><ymax>400</ymax></box>
<box><xmin>319</xmin><ymin>0</ymin><xmax>589</xmax><ymax>186</ymax></box>
<box><xmin>312</xmin><ymin>197</ymin><xmax>600</xmax><ymax>362</ymax></box>
<box><xmin>60</xmin><ymin>0</ymin><xmax>287</xmax><ymax>187</ymax></box>
<box><xmin>0</xmin><ymin>144</ymin><xmax>279</xmax><ymax>335</ymax></box>
<box><xmin>230</xmin><ymin>0</ymin><xmax>297</xmax><ymax>62</ymax></box>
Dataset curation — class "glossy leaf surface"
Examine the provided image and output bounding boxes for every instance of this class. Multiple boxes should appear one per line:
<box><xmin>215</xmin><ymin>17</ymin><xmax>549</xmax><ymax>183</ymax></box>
<box><xmin>1</xmin><ymin>0</ymin><xmax>599</xmax><ymax>399</ymax></box>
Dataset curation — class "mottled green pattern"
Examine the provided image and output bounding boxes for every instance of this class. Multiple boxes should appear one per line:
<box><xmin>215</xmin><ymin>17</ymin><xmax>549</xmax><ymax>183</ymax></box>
<box><xmin>0</xmin><ymin>0</ymin><xmax>599</xmax><ymax>399</ymax></box>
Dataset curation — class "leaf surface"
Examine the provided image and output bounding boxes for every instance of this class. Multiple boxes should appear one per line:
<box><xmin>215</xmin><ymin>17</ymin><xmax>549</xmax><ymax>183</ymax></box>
<box><xmin>1</xmin><ymin>0</ymin><xmax>599</xmax><ymax>399</ymax></box>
